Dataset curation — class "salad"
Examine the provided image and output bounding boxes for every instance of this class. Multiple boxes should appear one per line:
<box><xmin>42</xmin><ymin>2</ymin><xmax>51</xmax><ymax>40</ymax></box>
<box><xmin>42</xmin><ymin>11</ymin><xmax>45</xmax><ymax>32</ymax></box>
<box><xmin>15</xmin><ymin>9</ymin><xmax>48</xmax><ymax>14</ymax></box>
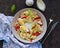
<box><xmin>14</xmin><ymin>9</ymin><xmax>43</xmax><ymax>42</ymax></box>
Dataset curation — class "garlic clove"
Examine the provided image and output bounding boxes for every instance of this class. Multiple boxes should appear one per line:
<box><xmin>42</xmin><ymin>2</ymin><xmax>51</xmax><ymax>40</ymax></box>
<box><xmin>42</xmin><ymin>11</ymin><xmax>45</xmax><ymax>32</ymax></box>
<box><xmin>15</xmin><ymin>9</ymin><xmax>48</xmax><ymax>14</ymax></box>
<box><xmin>37</xmin><ymin>0</ymin><xmax>46</xmax><ymax>11</ymax></box>
<box><xmin>26</xmin><ymin>0</ymin><xmax>34</xmax><ymax>6</ymax></box>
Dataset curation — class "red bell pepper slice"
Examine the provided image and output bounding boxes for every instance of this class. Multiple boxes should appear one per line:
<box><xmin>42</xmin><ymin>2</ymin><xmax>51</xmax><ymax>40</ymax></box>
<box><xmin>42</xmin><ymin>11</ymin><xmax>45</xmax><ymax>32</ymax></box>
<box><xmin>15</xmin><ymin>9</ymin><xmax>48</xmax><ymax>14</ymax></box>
<box><xmin>35</xmin><ymin>31</ymin><xmax>41</xmax><ymax>36</ymax></box>
<box><xmin>33</xmin><ymin>17</ymin><xmax>41</xmax><ymax>21</ymax></box>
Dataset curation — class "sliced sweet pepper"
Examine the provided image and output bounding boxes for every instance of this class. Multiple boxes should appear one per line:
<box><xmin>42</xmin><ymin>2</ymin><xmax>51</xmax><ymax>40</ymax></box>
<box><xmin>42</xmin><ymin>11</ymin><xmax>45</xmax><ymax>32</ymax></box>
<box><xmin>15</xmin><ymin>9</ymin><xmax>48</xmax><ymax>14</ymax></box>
<box><xmin>33</xmin><ymin>17</ymin><xmax>41</xmax><ymax>21</ymax></box>
<box><xmin>32</xmin><ymin>31</ymin><xmax>41</xmax><ymax>36</ymax></box>
<box><xmin>15</xmin><ymin>24</ymin><xmax>20</xmax><ymax>31</ymax></box>
<box><xmin>21</xmin><ymin>15</ymin><xmax>27</xmax><ymax>18</ymax></box>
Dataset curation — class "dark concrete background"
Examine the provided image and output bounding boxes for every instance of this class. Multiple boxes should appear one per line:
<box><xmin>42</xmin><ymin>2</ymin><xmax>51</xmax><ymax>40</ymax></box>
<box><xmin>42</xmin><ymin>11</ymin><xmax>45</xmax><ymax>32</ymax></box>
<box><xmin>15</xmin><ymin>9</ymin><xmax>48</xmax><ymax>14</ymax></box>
<box><xmin>0</xmin><ymin>0</ymin><xmax>60</xmax><ymax>48</ymax></box>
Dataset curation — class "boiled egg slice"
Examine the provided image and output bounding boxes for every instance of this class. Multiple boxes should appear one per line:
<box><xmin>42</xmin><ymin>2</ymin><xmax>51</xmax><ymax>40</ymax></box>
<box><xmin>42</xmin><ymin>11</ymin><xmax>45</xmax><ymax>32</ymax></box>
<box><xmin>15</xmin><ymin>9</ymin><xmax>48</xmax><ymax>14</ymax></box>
<box><xmin>24</xmin><ymin>23</ymin><xmax>32</xmax><ymax>32</ymax></box>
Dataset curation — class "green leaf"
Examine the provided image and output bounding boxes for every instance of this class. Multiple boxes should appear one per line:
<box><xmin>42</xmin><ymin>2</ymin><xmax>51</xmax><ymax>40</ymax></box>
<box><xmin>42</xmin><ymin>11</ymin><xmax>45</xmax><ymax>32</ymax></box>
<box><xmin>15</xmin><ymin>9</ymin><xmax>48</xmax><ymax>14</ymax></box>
<box><xmin>11</xmin><ymin>4</ymin><xmax>16</xmax><ymax>13</ymax></box>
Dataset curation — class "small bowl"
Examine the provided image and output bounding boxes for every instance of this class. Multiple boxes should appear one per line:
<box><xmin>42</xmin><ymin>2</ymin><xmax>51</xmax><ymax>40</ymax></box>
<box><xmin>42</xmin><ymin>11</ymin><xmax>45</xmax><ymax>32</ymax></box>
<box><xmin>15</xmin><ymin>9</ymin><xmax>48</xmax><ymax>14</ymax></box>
<box><xmin>12</xmin><ymin>8</ymin><xmax>47</xmax><ymax>43</ymax></box>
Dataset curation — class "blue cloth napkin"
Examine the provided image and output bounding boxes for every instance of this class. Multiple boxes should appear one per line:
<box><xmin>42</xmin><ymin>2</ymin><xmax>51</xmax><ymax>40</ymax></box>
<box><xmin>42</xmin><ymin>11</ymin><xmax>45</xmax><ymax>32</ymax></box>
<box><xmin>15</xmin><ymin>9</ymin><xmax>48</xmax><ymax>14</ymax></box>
<box><xmin>0</xmin><ymin>13</ymin><xmax>42</xmax><ymax>48</ymax></box>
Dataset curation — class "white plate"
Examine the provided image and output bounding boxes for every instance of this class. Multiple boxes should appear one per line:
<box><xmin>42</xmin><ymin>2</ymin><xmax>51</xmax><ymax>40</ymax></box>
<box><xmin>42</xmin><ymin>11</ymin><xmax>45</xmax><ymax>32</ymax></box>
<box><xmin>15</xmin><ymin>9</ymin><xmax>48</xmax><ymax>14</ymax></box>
<box><xmin>12</xmin><ymin>8</ymin><xmax>47</xmax><ymax>43</ymax></box>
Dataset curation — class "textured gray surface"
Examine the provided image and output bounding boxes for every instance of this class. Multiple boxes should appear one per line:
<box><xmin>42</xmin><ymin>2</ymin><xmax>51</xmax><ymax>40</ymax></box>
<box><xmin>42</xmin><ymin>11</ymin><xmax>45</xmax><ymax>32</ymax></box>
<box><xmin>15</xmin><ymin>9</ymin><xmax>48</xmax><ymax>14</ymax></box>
<box><xmin>0</xmin><ymin>0</ymin><xmax>60</xmax><ymax>48</ymax></box>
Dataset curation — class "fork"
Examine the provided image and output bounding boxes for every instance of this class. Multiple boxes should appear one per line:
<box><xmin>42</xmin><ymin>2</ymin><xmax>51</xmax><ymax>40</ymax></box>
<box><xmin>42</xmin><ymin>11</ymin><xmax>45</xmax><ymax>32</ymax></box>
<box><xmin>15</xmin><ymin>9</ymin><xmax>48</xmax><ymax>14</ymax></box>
<box><xmin>41</xmin><ymin>11</ymin><xmax>59</xmax><ymax>44</ymax></box>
